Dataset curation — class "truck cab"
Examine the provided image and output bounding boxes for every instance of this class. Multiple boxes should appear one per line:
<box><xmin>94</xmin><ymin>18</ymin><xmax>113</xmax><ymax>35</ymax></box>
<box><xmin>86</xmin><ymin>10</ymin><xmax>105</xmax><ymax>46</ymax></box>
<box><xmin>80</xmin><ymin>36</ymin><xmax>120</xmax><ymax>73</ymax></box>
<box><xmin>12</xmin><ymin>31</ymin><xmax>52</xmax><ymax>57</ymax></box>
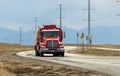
<box><xmin>34</xmin><ymin>25</ymin><xmax>65</xmax><ymax>57</ymax></box>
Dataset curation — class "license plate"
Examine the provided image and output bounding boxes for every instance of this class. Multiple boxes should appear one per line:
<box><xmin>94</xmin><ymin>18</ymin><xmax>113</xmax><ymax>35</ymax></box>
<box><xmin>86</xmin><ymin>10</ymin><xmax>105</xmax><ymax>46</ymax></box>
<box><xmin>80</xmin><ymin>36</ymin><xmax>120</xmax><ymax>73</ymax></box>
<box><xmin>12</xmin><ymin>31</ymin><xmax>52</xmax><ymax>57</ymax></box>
<box><xmin>49</xmin><ymin>48</ymin><xmax>57</xmax><ymax>50</ymax></box>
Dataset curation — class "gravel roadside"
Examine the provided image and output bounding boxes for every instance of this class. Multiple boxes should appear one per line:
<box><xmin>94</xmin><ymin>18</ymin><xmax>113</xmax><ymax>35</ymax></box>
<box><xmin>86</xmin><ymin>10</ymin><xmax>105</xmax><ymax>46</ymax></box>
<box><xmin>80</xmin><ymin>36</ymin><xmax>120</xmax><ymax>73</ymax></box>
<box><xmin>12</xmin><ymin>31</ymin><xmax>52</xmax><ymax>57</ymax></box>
<box><xmin>0</xmin><ymin>52</ymin><xmax>111</xmax><ymax>76</ymax></box>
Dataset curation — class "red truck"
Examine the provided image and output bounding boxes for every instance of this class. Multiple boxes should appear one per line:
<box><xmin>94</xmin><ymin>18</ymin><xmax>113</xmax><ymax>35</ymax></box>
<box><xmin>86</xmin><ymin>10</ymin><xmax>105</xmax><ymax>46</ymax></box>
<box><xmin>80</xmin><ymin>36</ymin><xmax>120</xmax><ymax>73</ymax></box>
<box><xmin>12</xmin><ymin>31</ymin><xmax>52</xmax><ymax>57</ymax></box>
<box><xmin>34</xmin><ymin>24</ymin><xmax>65</xmax><ymax>57</ymax></box>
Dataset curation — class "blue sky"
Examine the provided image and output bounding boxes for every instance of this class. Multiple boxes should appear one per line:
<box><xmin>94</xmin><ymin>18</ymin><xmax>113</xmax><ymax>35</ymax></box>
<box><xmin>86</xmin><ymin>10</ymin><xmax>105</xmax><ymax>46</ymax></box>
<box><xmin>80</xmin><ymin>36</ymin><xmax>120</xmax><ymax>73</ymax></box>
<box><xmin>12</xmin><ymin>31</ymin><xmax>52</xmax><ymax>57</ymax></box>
<box><xmin>0</xmin><ymin>0</ymin><xmax>120</xmax><ymax>31</ymax></box>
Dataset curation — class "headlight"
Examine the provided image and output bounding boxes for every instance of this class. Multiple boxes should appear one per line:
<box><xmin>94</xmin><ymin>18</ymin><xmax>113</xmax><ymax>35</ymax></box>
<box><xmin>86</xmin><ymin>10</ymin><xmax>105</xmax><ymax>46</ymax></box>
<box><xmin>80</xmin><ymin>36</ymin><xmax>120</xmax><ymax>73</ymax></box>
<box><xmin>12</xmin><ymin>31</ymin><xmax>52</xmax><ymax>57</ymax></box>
<box><xmin>41</xmin><ymin>46</ymin><xmax>45</xmax><ymax>48</ymax></box>
<box><xmin>60</xmin><ymin>45</ymin><xmax>64</xmax><ymax>48</ymax></box>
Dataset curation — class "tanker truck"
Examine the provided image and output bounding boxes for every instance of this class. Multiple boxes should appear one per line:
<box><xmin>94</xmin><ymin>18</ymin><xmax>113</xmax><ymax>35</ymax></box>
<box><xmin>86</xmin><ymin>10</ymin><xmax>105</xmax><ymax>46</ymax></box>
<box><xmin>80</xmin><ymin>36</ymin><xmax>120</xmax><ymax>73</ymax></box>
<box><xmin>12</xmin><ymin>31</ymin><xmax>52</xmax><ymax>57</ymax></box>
<box><xmin>34</xmin><ymin>24</ymin><xmax>65</xmax><ymax>57</ymax></box>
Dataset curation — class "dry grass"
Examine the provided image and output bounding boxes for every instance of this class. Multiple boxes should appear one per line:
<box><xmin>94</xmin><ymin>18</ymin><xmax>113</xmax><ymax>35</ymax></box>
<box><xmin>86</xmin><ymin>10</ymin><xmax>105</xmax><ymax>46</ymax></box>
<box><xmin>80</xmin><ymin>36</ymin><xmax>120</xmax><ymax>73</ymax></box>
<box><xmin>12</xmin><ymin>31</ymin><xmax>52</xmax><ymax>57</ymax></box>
<box><xmin>65</xmin><ymin>44</ymin><xmax>120</xmax><ymax>49</ymax></box>
<box><xmin>0</xmin><ymin>43</ymin><xmax>33</xmax><ymax>76</ymax></box>
<box><xmin>0</xmin><ymin>62</ymin><xmax>16</xmax><ymax>76</ymax></box>
<box><xmin>0</xmin><ymin>42</ymin><xmax>33</xmax><ymax>52</ymax></box>
<box><xmin>0</xmin><ymin>60</ymin><xmax>110</xmax><ymax>76</ymax></box>
<box><xmin>68</xmin><ymin>48</ymin><xmax>120</xmax><ymax>56</ymax></box>
<box><xmin>66</xmin><ymin>44</ymin><xmax>120</xmax><ymax>56</ymax></box>
<box><xmin>0</xmin><ymin>43</ymin><xmax>111</xmax><ymax>76</ymax></box>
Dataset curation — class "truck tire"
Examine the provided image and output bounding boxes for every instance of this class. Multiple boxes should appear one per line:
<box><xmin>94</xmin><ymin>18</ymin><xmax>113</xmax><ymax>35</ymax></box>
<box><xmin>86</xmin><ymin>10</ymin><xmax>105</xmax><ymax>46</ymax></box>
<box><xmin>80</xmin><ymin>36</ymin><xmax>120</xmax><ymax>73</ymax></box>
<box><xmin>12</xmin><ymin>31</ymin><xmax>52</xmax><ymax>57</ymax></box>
<box><xmin>35</xmin><ymin>50</ymin><xmax>40</xmax><ymax>56</ymax></box>
<box><xmin>34</xmin><ymin>45</ymin><xmax>40</xmax><ymax>56</ymax></box>
<box><xmin>57</xmin><ymin>53</ymin><xmax>60</xmax><ymax>56</ymax></box>
<box><xmin>53</xmin><ymin>53</ymin><xmax>60</xmax><ymax>57</ymax></box>
<box><xmin>53</xmin><ymin>53</ymin><xmax>58</xmax><ymax>56</ymax></box>
<box><xmin>40</xmin><ymin>52</ymin><xmax>44</xmax><ymax>57</ymax></box>
<box><xmin>53</xmin><ymin>53</ymin><xmax>56</xmax><ymax>56</ymax></box>
<box><xmin>61</xmin><ymin>52</ymin><xmax>64</xmax><ymax>57</ymax></box>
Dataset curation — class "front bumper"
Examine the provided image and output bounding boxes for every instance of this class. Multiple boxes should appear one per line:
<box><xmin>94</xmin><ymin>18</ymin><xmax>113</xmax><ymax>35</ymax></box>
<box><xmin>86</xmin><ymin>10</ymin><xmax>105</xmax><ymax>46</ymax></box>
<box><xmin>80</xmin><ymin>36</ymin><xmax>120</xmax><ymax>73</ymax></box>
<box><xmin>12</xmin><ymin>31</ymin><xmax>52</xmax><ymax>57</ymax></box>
<box><xmin>40</xmin><ymin>47</ymin><xmax>64</xmax><ymax>53</ymax></box>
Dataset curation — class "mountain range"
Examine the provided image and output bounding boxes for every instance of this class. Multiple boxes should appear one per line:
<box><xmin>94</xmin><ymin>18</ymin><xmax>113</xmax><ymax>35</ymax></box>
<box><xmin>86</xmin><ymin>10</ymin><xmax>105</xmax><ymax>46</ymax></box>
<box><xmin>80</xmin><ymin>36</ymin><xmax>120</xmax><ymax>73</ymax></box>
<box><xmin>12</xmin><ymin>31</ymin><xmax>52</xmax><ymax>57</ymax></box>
<box><xmin>0</xmin><ymin>26</ymin><xmax>120</xmax><ymax>45</ymax></box>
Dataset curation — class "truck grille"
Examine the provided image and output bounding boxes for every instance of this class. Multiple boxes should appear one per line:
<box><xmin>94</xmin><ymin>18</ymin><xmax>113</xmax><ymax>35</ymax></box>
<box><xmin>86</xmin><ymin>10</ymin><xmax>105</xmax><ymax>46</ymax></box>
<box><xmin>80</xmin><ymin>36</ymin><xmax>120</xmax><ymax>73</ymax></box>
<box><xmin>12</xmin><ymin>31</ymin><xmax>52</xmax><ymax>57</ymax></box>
<box><xmin>47</xmin><ymin>41</ymin><xmax>58</xmax><ymax>48</ymax></box>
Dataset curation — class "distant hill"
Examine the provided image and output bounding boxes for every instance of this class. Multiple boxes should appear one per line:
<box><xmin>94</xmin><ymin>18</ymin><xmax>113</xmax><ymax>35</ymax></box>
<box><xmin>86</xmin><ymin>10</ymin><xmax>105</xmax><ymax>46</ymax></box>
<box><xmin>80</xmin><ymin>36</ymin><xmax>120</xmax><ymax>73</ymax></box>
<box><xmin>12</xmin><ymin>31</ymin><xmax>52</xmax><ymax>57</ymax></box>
<box><xmin>63</xmin><ymin>26</ymin><xmax>120</xmax><ymax>44</ymax></box>
<box><xmin>91</xmin><ymin>26</ymin><xmax>120</xmax><ymax>44</ymax></box>
<box><xmin>0</xmin><ymin>26</ymin><xmax>120</xmax><ymax>45</ymax></box>
<box><xmin>0</xmin><ymin>27</ymin><xmax>34</xmax><ymax>45</ymax></box>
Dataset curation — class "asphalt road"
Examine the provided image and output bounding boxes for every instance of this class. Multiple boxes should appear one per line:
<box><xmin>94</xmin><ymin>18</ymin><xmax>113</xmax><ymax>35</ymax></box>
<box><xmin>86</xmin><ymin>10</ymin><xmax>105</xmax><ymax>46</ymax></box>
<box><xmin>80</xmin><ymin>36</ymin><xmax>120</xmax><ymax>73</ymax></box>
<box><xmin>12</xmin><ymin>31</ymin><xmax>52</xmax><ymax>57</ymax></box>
<box><xmin>16</xmin><ymin>46</ymin><xmax>120</xmax><ymax>76</ymax></box>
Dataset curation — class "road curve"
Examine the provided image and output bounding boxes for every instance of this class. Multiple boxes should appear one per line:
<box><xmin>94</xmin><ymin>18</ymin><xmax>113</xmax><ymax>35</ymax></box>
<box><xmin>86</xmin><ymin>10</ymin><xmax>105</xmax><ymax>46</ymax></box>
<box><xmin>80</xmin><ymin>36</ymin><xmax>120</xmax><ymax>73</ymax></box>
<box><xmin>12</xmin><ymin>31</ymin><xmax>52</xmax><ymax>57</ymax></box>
<box><xmin>16</xmin><ymin>46</ymin><xmax>120</xmax><ymax>76</ymax></box>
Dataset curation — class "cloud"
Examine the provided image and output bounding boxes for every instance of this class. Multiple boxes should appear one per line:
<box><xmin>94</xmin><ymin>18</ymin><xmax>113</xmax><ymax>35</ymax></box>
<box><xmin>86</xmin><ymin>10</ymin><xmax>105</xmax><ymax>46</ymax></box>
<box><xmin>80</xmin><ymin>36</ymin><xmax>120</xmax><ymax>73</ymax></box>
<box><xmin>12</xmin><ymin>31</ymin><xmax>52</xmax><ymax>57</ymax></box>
<box><xmin>0</xmin><ymin>20</ymin><xmax>34</xmax><ymax>31</ymax></box>
<box><xmin>52</xmin><ymin>17</ymin><xmax>87</xmax><ymax>30</ymax></box>
<box><xmin>0</xmin><ymin>0</ymin><xmax>119</xmax><ymax>31</ymax></box>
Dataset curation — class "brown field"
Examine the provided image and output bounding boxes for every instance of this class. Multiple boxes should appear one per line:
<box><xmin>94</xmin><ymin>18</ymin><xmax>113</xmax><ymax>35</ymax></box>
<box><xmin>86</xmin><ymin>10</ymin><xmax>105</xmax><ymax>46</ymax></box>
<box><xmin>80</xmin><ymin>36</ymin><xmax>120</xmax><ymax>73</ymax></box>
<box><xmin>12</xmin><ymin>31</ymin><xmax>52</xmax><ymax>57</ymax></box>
<box><xmin>0</xmin><ymin>43</ymin><xmax>111</xmax><ymax>76</ymax></box>
<box><xmin>66</xmin><ymin>44</ymin><xmax>120</xmax><ymax>56</ymax></box>
<box><xmin>68</xmin><ymin>48</ymin><xmax>120</xmax><ymax>56</ymax></box>
<box><xmin>65</xmin><ymin>44</ymin><xmax>120</xmax><ymax>49</ymax></box>
<box><xmin>0</xmin><ymin>42</ymin><xmax>33</xmax><ymax>53</ymax></box>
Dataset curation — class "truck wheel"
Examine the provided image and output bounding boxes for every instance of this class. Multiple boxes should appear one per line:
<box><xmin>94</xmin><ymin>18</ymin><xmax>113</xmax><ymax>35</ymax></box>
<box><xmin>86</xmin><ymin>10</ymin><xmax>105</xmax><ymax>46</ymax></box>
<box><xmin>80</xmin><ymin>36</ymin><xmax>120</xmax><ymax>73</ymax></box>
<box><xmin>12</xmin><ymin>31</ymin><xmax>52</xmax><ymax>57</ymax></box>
<box><xmin>34</xmin><ymin>45</ymin><xmax>40</xmax><ymax>56</ymax></box>
<box><xmin>35</xmin><ymin>50</ymin><xmax>40</xmax><ymax>56</ymax></box>
<box><xmin>40</xmin><ymin>52</ymin><xmax>44</xmax><ymax>57</ymax></box>
<box><xmin>53</xmin><ymin>53</ymin><xmax>60</xmax><ymax>56</ymax></box>
<box><xmin>53</xmin><ymin>53</ymin><xmax>57</xmax><ymax>56</ymax></box>
<box><xmin>57</xmin><ymin>53</ymin><xmax>60</xmax><ymax>56</ymax></box>
<box><xmin>61</xmin><ymin>52</ymin><xmax>64</xmax><ymax>57</ymax></box>
<box><xmin>53</xmin><ymin>53</ymin><xmax>56</xmax><ymax>56</ymax></box>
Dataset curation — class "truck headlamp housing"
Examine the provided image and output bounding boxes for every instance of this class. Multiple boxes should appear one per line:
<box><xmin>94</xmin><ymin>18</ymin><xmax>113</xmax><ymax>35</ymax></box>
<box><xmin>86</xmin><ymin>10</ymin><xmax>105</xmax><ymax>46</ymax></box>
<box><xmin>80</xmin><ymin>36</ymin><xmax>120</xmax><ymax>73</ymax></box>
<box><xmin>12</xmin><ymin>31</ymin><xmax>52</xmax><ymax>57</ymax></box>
<box><xmin>60</xmin><ymin>45</ymin><xmax>64</xmax><ymax>48</ymax></box>
<box><xmin>41</xmin><ymin>46</ymin><xmax>45</xmax><ymax>48</ymax></box>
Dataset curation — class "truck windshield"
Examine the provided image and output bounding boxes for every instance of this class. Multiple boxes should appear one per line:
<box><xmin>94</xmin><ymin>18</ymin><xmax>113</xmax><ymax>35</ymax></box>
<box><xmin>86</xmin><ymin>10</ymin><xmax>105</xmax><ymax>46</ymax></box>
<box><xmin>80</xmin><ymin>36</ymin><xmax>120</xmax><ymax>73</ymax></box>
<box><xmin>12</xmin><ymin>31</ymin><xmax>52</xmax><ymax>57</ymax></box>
<box><xmin>43</xmin><ymin>31</ymin><xmax>59</xmax><ymax>37</ymax></box>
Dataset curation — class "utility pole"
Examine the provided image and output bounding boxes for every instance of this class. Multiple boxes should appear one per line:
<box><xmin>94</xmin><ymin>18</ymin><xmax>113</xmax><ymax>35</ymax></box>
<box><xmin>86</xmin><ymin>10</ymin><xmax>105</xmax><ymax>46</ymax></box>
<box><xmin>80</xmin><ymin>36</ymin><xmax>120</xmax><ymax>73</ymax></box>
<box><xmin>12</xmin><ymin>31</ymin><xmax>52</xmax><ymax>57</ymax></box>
<box><xmin>60</xmin><ymin>4</ymin><xmax>62</xmax><ymax>29</ymax></box>
<box><xmin>77</xmin><ymin>33</ymin><xmax>79</xmax><ymax>49</ymax></box>
<box><xmin>6</xmin><ymin>36</ymin><xmax>9</xmax><ymax>43</ymax></box>
<box><xmin>116</xmin><ymin>0</ymin><xmax>120</xmax><ymax>16</ymax></box>
<box><xmin>88</xmin><ymin>0</ymin><xmax>91</xmax><ymax>44</ymax></box>
<box><xmin>20</xmin><ymin>27</ymin><xmax>22</xmax><ymax>45</ymax></box>
<box><xmin>116</xmin><ymin>0</ymin><xmax>120</xmax><ymax>3</ymax></box>
<box><xmin>35</xmin><ymin>17</ymin><xmax>37</xmax><ymax>33</ymax></box>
